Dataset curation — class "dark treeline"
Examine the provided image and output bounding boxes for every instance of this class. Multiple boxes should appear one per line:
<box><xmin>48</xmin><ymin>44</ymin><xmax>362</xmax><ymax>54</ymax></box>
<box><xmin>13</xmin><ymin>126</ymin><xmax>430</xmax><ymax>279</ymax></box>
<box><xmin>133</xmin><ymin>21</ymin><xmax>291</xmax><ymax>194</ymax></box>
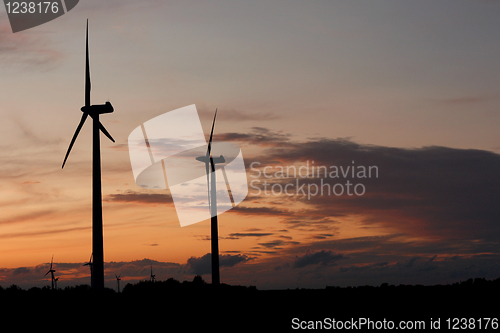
<box><xmin>2</xmin><ymin>277</ymin><xmax>499</xmax><ymax>330</ymax></box>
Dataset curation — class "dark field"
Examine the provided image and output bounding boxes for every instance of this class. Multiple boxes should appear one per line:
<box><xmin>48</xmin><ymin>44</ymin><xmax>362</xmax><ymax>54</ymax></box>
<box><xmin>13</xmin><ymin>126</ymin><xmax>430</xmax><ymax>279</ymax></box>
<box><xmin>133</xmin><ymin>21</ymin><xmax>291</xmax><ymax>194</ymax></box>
<box><xmin>2</xmin><ymin>277</ymin><xmax>498</xmax><ymax>330</ymax></box>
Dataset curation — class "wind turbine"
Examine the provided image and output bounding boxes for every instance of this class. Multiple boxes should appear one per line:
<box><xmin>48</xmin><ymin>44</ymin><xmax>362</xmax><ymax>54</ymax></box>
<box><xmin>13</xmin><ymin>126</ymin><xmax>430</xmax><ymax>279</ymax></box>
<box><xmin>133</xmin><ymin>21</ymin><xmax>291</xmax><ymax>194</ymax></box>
<box><xmin>195</xmin><ymin>109</ymin><xmax>225</xmax><ymax>286</ymax></box>
<box><xmin>62</xmin><ymin>20</ymin><xmax>115</xmax><ymax>290</ymax></box>
<box><xmin>45</xmin><ymin>256</ymin><xmax>56</xmax><ymax>290</ymax></box>
<box><xmin>83</xmin><ymin>253</ymin><xmax>93</xmax><ymax>288</ymax></box>
<box><xmin>115</xmin><ymin>274</ymin><xmax>121</xmax><ymax>293</ymax></box>
<box><xmin>150</xmin><ymin>266</ymin><xmax>155</xmax><ymax>283</ymax></box>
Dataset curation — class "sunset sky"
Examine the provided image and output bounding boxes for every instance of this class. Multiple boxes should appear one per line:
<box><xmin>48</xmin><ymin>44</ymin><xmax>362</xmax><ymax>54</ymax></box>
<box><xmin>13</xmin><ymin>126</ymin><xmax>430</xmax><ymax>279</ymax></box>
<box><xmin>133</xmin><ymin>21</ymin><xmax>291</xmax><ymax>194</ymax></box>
<box><xmin>0</xmin><ymin>0</ymin><xmax>499</xmax><ymax>290</ymax></box>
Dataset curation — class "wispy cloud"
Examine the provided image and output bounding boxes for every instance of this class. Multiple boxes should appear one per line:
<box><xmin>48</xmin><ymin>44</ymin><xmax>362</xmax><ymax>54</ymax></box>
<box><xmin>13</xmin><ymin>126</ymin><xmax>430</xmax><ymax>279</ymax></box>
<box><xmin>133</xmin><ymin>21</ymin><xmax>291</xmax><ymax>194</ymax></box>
<box><xmin>0</xmin><ymin>209</ymin><xmax>56</xmax><ymax>226</ymax></box>
<box><xmin>186</xmin><ymin>253</ymin><xmax>252</xmax><ymax>275</ymax></box>
<box><xmin>227</xmin><ymin>232</ymin><xmax>274</xmax><ymax>239</ymax></box>
<box><xmin>0</xmin><ymin>225</ymin><xmax>89</xmax><ymax>240</ymax></box>
<box><xmin>104</xmin><ymin>190</ymin><xmax>172</xmax><ymax>205</ymax></box>
<box><xmin>198</xmin><ymin>107</ymin><xmax>281</xmax><ymax>122</ymax></box>
<box><xmin>0</xmin><ymin>20</ymin><xmax>63</xmax><ymax>71</ymax></box>
<box><xmin>293</xmin><ymin>250</ymin><xmax>345</xmax><ymax>268</ymax></box>
<box><xmin>433</xmin><ymin>94</ymin><xmax>496</xmax><ymax>106</ymax></box>
<box><xmin>215</xmin><ymin>127</ymin><xmax>292</xmax><ymax>147</ymax></box>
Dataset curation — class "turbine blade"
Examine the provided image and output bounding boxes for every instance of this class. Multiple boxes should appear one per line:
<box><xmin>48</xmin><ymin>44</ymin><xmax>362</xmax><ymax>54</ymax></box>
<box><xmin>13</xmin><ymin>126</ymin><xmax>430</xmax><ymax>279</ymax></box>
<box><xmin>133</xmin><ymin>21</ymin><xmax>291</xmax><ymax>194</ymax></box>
<box><xmin>206</xmin><ymin>162</ymin><xmax>210</xmax><ymax>210</ymax></box>
<box><xmin>206</xmin><ymin>109</ymin><xmax>217</xmax><ymax>157</ymax></box>
<box><xmin>204</xmin><ymin>109</ymin><xmax>217</xmax><ymax>212</ymax></box>
<box><xmin>62</xmin><ymin>112</ymin><xmax>88</xmax><ymax>168</ymax></box>
<box><xmin>85</xmin><ymin>19</ymin><xmax>91</xmax><ymax>107</ymax></box>
<box><xmin>221</xmin><ymin>167</ymin><xmax>235</xmax><ymax>207</ymax></box>
<box><xmin>98</xmin><ymin>121</ymin><xmax>115</xmax><ymax>142</ymax></box>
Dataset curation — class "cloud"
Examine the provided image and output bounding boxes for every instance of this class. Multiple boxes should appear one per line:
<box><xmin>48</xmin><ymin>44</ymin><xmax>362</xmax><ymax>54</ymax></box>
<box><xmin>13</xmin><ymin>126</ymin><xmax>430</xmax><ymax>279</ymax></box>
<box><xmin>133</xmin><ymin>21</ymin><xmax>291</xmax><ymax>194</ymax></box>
<box><xmin>227</xmin><ymin>232</ymin><xmax>274</xmax><ymax>239</ymax></box>
<box><xmin>0</xmin><ymin>20</ymin><xmax>63</xmax><ymax>70</ymax></box>
<box><xmin>1</xmin><ymin>243</ymin><xmax>499</xmax><ymax>290</ymax></box>
<box><xmin>105</xmin><ymin>258</ymin><xmax>184</xmax><ymax>281</ymax></box>
<box><xmin>170</xmin><ymin>129</ymin><xmax>500</xmax><ymax>288</ymax></box>
<box><xmin>433</xmin><ymin>94</ymin><xmax>495</xmax><ymax>106</ymax></box>
<box><xmin>266</xmin><ymin>230</ymin><xmax>500</xmax><ymax>283</ymax></box>
<box><xmin>244</xmin><ymin>133</ymin><xmax>500</xmax><ymax>241</ymax></box>
<box><xmin>0</xmin><ymin>225</ymin><xmax>89</xmax><ymax>240</ymax></box>
<box><xmin>0</xmin><ymin>209</ymin><xmax>56</xmax><ymax>226</ymax></box>
<box><xmin>198</xmin><ymin>108</ymin><xmax>281</xmax><ymax>122</ymax></box>
<box><xmin>293</xmin><ymin>250</ymin><xmax>345</xmax><ymax>268</ymax></box>
<box><xmin>231</xmin><ymin>206</ymin><xmax>291</xmax><ymax>217</ymax></box>
<box><xmin>12</xmin><ymin>267</ymin><xmax>31</xmax><ymax>276</ymax></box>
<box><xmin>239</xmin><ymin>233</ymin><xmax>500</xmax><ymax>288</ymax></box>
<box><xmin>338</xmin><ymin>261</ymin><xmax>389</xmax><ymax>273</ymax></box>
<box><xmin>257</xmin><ymin>238</ymin><xmax>300</xmax><ymax>250</ymax></box>
<box><xmin>258</xmin><ymin>240</ymin><xmax>287</xmax><ymax>249</ymax></box>
<box><xmin>186</xmin><ymin>253</ymin><xmax>251</xmax><ymax>275</ymax></box>
<box><xmin>20</xmin><ymin>180</ymin><xmax>41</xmax><ymax>185</ymax></box>
<box><xmin>214</xmin><ymin>127</ymin><xmax>292</xmax><ymax>147</ymax></box>
<box><xmin>104</xmin><ymin>190</ymin><xmax>172</xmax><ymax>205</ymax></box>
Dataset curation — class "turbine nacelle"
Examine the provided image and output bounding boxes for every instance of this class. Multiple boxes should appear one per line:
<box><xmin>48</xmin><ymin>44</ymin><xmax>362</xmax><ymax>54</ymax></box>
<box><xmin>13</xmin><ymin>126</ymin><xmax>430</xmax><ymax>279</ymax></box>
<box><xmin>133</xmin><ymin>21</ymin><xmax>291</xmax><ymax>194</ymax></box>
<box><xmin>81</xmin><ymin>101</ymin><xmax>114</xmax><ymax>114</ymax></box>
<box><xmin>44</xmin><ymin>269</ymin><xmax>55</xmax><ymax>276</ymax></box>
<box><xmin>195</xmin><ymin>155</ymin><xmax>225</xmax><ymax>164</ymax></box>
<box><xmin>83</xmin><ymin>253</ymin><xmax>93</xmax><ymax>267</ymax></box>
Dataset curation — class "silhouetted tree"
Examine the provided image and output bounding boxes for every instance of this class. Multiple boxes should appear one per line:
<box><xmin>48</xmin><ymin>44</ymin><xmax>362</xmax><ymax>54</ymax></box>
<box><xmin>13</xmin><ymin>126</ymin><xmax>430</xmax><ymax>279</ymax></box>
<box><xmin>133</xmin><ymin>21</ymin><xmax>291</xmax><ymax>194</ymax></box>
<box><xmin>193</xmin><ymin>275</ymin><xmax>206</xmax><ymax>285</ymax></box>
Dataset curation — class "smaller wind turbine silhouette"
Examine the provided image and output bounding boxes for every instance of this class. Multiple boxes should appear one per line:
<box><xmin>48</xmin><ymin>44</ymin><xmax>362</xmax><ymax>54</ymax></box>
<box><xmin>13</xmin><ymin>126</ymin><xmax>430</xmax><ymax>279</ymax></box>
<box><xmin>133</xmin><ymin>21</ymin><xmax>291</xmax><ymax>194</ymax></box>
<box><xmin>196</xmin><ymin>109</ymin><xmax>225</xmax><ymax>286</ymax></box>
<box><xmin>150</xmin><ymin>266</ymin><xmax>155</xmax><ymax>283</ymax></box>
<box><xmin>115</xmin><ymin>274</ymin><xmax>121</xmax><ymax>293</ymax></box>
<box><xmin>83</xmin><ymin>253</ymin><xmax>93</xmax><ymax>288</ymax></box>
<box><xmin>54</xmin><ymin>277</ymin><xmax>59</xmax><ymax>290</ymax></box>
<box><xmin>45</xmin><ymin>256</ymin><xmax>56</xmax><ymax>290</ymax></box>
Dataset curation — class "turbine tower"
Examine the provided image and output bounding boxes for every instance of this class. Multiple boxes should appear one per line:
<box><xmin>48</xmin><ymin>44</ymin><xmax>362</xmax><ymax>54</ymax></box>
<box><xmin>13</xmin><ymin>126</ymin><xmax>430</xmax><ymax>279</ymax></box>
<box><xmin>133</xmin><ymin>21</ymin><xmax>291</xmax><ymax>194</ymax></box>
<box><xmin>62</xmin><ymin>20</ymin><xmax>115</xmax><ymax>290</ymax></box>
<box><xmin>45</xmin><ymin>256</ymin><xmax>56</xmax><ymax>290</ymax></box>
<box><xmin>196</xmin><ymin>109</ymin><xmax>224</xmax><ymax>286</ymax></box>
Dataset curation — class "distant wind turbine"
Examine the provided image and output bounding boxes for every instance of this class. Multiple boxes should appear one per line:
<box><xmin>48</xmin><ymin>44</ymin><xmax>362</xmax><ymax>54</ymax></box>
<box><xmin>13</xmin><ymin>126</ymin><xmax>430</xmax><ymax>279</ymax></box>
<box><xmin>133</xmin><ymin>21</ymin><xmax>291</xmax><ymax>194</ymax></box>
<box><xmin>83</xmin><ymin>253</ymin><xmax>93</xmax><ymax>288</ymax></box>
<box><xmin>150</xmin><ymin>266</ymin><xmax>155</xmax><ymax>283</ymax></box>
<box><xmin>195</xmin><ymin>109</ymin><xmax>226</xmax><ymax>286</ymax></box>
<box><xmin>45</xmin><ymin>256</ymin><xmax>56</xmax><ymax>290</ymax></box>
<box><xmin>62</xmin><ymin>20</ymin><xmax>115</xmax><ymax>290</ymax></box>
<box><xmin>115</xmin><ymin>274</ymin><xmax>121</xmax><ymax>293</ymax></box>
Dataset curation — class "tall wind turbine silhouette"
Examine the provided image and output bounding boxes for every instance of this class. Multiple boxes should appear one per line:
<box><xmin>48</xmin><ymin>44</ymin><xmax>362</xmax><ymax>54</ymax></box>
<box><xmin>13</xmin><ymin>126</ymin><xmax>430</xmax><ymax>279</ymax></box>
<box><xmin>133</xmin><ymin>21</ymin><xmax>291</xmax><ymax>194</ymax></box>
<box><xmin>196</xmin><ymin>109</ymin><xmax>225</xmax><ymax>286</ymax></box>
<box><xmin>62</xmin><ymin>20</ymin><xmax>115</xmax><ymax>290</ymax></box>
<box><xmin>45</xmin><ymin>256</ymin><xmax>56</xmax><ymax>290</ymax></box>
